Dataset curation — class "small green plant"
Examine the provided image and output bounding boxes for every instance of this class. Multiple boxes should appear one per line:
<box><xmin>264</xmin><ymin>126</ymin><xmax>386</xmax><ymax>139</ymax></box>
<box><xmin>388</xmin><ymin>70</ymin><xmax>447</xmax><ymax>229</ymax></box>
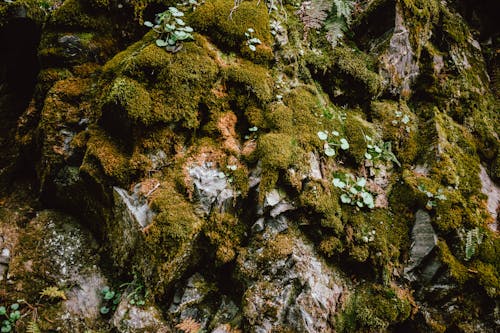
<box><xmin>417</xmin><ymin>184</ymin><xmax>447</xmax><ymax>210</ymax></box>
<box><xmin>245</xmin><ymin>28</ymin><xmax>262</xmax><ymax>51</ymax></box>
<box><xmin>0</xmin><ymin>303</ymin><xmax>21</xmax><ymax>332</ymax></box>
<box><xmin>333</xmin><ymin>173</ymin><xmax>375</xmax><ymax>209</ymax></box>
<box><xmin>392</xmin><ymin>109</ymin><xmax>411</xmax><ymax>133</ymax></box>
<box><xmin>120</xmin><ymin>278</ymin><xmax>148</xmax><ymax>307</ymax></box>
<box><xmin>364</xmin><ymin>135</ymin><xmax>400</xmax><ymax>167</ymax></box>
<box><xmin>465</xmin><ymin>227</ymin><xmax>484</xmax><ymax>261</ymax></box>
<box><xmin>100</xmin><ymin>287</ymin><xmax>121</xmax><ymax>315</ymax></box>
<box><xmin>144</xmin><ymin>7</ymin><xmax>194</xmax><ymax>52</ymax></box>
<box><xmin>244</xmin><ymin>126</ymin><xmax>259</xmax><ymax>140</ymax></box>
<box><xmin>317</xmin><ymin>130</ymin><xmax>349</xmax><ymax>157</ymax></box>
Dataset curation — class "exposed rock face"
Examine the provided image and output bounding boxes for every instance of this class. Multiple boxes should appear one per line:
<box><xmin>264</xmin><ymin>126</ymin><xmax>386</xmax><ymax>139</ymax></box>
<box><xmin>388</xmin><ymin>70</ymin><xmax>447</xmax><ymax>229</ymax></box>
<box><xmin>0</xmin><ymin>0</ymin><xmax>499</xmax><ymax>332</ymax></box>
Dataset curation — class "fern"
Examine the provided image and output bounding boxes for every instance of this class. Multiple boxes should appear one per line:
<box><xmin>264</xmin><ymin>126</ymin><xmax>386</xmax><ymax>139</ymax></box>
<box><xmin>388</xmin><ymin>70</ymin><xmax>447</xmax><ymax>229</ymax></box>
<box><xmin>175</xmin><ymin>317</ymin><xmax>202</xmax><ymax>333</ymax></box>
<box><xmin>325</xmin><ymin>18</ymin><xmax>346</xmax><ymax>48</ymax></box>
<box><xmin>465</xmin><ymin>227</ymin><xmax>484</xmax><ymax>261</ymax></box>
<box><xmin>333</xmin><ymin>0</ymin><xmax>353</xmax><ymax>23</ymax></box>
<box><xmin>296</xmin><ymin>0</ymin><xmax>331</xmax><ymax>40</ymax></box>
<box><xmin>27</xmin><ymin>321</ymin><xmax>41</xmax><ymax>333</ymax></box>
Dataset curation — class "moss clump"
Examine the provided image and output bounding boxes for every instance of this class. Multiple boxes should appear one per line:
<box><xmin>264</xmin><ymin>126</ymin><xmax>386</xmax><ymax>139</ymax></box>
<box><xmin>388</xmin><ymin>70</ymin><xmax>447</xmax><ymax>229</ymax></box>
<box><xmin>299</xmin><ymin>180</ymin><xmax>342</xmax><ymax>234</ymax></box>
<box><xmin>189</xmin><ymin>0</ymin><xmax>271</xmax><ymax>57</ymax></box>
<box><xmin>257</xmin><ymin>133</ymin><xmax>295</xmax><ymax>170</ymax></box>
<box><xmin>80</xmin><ymin>128</ymin><xmax>131</xmax><ymax>186</ymax></box>
<box><xmin>104</xmin><ymin>76</ymin><xmax>152</xmax><ymax>124</ymax></box>
<box><xmin>147</xmin><ymin>181</ymin><xmax>204</xmax><ymax>258</ymax></box>
<box><xmin>438</xmin><ymin>240</ymin><xmax>470</xmax><ymax>285</ymax></box>
<box><xmin>371</xmin><ymin>100</ymin><xmax>419</xmax><ymax>164</ymax></box>
<box><xmin>224</xmin><ymin>61</ymin><xmax>273</xmax><ymax>104</ymax></box>
<box><xmin>344</xmin><ymin>113</ymin><xmax>374</xmax><ymax>164</ymax></box>
<box><xmin>307</xmin><ymin>46</ymin><xmax>384</xmax><ymax>103</ymax></box>
<box><xmin>49</xmin><ymin>0</ymin><xmax>108</xmax><ymax>30</ymax></box>
<box><xmin>336</xmin><ymin>284</ymin><xmax>412</xmax><ymax>332</ymax></box>
<box><xmin>204</xmin><ymin>212</ymin><xmax>245</xmax><ymax>265</ymax></box>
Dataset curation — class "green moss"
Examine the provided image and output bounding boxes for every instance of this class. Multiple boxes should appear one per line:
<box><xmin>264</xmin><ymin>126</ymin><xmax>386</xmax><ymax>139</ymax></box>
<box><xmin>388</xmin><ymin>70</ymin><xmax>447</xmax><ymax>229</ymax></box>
<box><xmin>104</xmin><ymin>76</ymin><xmax>153</xmax><ymax>124</ymax></box>
<box><xmin>147</xmin><ymin>181</ymin><xmax>204</xmax><ymax>257</ymax></box>
<box><xmin>189</xmin><ymin>0</ymin><xmax>271</xmax><ymax>55</ymax></box>
<box><xmin>224</xmin><ymin>60</ymin><xmax>273</xmax><ymax>104</ymax></box>
<box><xmin>257</xmin><ymin>133</ymin><xmax>295</xmax><ymax>170</ymax></box>
<box><xmin>307</xmin><ymin>46</ymin><xmax>384</xmax><ymax>102</ymax></box>
<box><xmin>336</xmin><ymin>284</ymin><xmax>412</xmax><ymax>332</ymax></box>
<box><xmin>49</xmin><ymin>0</ymin><xmax>108</xmax><ymax>30</ymax></box>
<box><xmin>299</xmin><ymin>180</ymin><xmax>343</xmax><ymax>234</ymax></box>
<box><xmin>473</xmin><ymin>262</ymin><xmax>499</xmax><ymax>298</ymax></box>
<box><xmin>438</xmin><ymin>240</ymin><xmax>470</xmax><ymax>285</ymax></box>
<box><xmin>344</xmin><ymin>113</ymin><xmax>374</xmax><ymax>164</ymax></box>
<box><xmin>370</xmin><ymin>100</ymin><xmax>419</xmax><ymax>164</ymax></box>
<box><xmin>81</xmin><ymin>127</ymin><xmax>131</xmax><ymax>186</ymax></box>
<box><xmin>319</xmin><ymin>236</ymin><xmax>344</xmax><ymax>257</ymax></box>
<box><xmin>204</xmin><ymin>212</ymin><xmax>245</xmax><ymax>265</ymax></box>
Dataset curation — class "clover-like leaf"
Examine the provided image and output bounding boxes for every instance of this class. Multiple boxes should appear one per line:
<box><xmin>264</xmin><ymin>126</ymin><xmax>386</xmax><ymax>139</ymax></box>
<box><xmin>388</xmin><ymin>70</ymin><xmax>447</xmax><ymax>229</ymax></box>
<box><xmin>100</xmin><ymin>306</ymin><xmax>110</xmax><ymax>315</ymax></box>
<box><xmin>356</xmin><ymin>177</ymin><xmax>366</xmax><ymax>187</ymax></box>
<box><xmin>333</xmin><ymin>178</ymin><xmax>346</xmax><ymax>188</ymax></box>
<box><xmin>144</xmin><ymin>21</ymin><xmax>154</xmax><ymax>27</ymax></box>
<box><xmin>324</xmin><ymin>146</ymin><xmax>336</xmax><ymax>157</ymax></box>
<box><xmin>156</xmin><ymin>39</ymin><xmax>168</xmax><ymax>47</ymax></box>
<box><xmin>249</xmin><ymin>44</ymin><xmax>256</xmax><ymax>51</ymax></box>
<box><xmin>340</xmin><ymin>138</ymin><xmax>349</xmax><ymax>150</ymax></box>
<box><xmin>340</xmin><ymin>194</ymin><xmax>351</xmax><ymax>204</ymax></box>
<box><xmin>317</xmin><ymin>131</ymin><xmax>328</xmax><ymax>141</ymax></box>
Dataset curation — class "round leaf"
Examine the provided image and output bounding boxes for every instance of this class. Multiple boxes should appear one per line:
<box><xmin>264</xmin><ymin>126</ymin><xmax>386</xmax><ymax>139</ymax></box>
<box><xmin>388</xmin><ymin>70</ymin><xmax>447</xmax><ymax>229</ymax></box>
<box><xmin>356</xmin><ymin>177</ymin><xmax>366</xmax><ymax>187</ymax></box>
<box><xmin>333</xmin><ymin>178</ymin><xmax>346</xmax><ymax>188</ymax></box>
<box><xmin>248</xmin><ymin>44</ymin><xmax>256</xmax><ymax>51</ymax></box>
<box><xmin>340</xmin><ymin>194</ymin><xmax>351</xmax><ymax>204</ymax></box>
<box><xmin>340</xmin><ymin>138</ymin><xmax>349</xmax><ymax>150</ymax></box>
<box><xmin>144</xmin><ymin>21</ymin><xmax>154</xmax><ymax>27</ymax></box>
<box><xmin>324</xmin><ymin>146</ymin><xmax>336</xmax><ymax>157</ymax></box>
<box><xmin>100</xmin><ymin>306</ymin><xmax>110</xmax><ymax>315</ymax></box>
<box><xmin>317</xmin><ymin>131</ymin><xmax>328</xmax><ymax>141</ymax></box>
<box><xmin>156</xmin><ymin>39</ymin><xmax>168</xmax><ymax>47</ymax></box>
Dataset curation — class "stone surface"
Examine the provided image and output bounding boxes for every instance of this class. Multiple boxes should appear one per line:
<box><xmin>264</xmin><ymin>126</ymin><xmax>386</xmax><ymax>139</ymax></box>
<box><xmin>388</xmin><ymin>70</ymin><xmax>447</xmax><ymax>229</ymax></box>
<box><xmin>405</xmin><ymin>210</ymin><xmax>438</xmax><ymax>275</ymax></box>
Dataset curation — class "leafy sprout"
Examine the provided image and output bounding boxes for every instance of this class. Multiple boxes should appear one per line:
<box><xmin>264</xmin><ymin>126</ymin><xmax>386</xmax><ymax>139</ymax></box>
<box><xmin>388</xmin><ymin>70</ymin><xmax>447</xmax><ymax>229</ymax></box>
<box><xmin>245</xmin><ymin>28</ymin><xmax>262</xmax><ymax>51</ymax></box>
<box><xmin>317</xmin><ymin>130</ymin><xmax>349</xmax><ymax>157</ymax></box>
<box><xmin>333</xmin><ymin>173</ymin><xmax>375</xmax><ymax>209</ymax></box>
<box><xmin>144</xmin><ymin>7</ymin><xmax>194</xmax><ymax>52</ymax></box>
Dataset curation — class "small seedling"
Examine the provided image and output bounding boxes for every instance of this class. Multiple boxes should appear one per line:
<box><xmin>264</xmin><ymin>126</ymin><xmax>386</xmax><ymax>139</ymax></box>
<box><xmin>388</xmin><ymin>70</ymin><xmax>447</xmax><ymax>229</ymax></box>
<box><xmin>100</xmin><ymin>287</ymin><xmax>121</xmax><ymax>315</ymax></box>
<box><xmin>144</xmin><ymin>7</ymin><xmax>194</xmax><ymax>52</ymax></box>
<box><xmin>0</xmin><ymin>303</ymin><xmax>21</xmax><ymax>332</ymax></box>
<box><xmin>317</xmin><ymin>130</ymin><xmax>349</xmax><ymax>157</ymax></box>
<box><xmin>417</xmin><ymin>184</ymin><xmax>446</xmax><ymax>210</ymax></box>
<box><xmin>333</xmin><ymin>173</ymin><xmax>375</xmax><ymax>209</ymax></box>
<box><xmin>364</xmin><ymin>135</ymin><xmax>400</xmax><ymax>167</ymax></box>
<box><xmin>245</xmin><ymin>28</ymin><xmax>262</xmax><ymax>51</ymax></box>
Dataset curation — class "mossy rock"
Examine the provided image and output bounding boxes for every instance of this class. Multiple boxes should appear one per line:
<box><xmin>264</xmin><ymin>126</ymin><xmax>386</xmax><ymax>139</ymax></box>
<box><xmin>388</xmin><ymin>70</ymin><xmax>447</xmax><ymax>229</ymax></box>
<box><xmin>224</xmin><ymin>60</ymin><xmax>273</xmax><ymax>104</ymax></box>
<box><xmin>258</xmin><ymin>133</ymin><xmax>295</xmax><ymax>170</ymax></box>
<box><xmin>189</xmin><ymin>0</ymin><xmax>272</xmax><ymax>61</ymax></box>
<box><xmin>204</xmin><ymin>212</ymin><xmax>245</xmax><ymax>265</ymax></box>
<box><xmin>344</xmin><ymin>113</ymin><xmax>375</xmax><ymax>164</ymax></box>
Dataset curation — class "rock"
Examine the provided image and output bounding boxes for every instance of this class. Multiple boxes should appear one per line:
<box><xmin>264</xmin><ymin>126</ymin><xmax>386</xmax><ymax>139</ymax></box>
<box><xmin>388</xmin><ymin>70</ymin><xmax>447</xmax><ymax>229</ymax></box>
<box><xmin>479</xmin><ymin>165</ymin><xmax>500</xmax><ymax>231</ymax></box>
<box><xmin>113</xmin><ymin>184</ymin><xmax>155</xmax><ymax>228</ymax></box>
<box><xmin>379</xmin><ymin>4</ymin><xmax>420</xmax><ymax>96</ymax></box>
<box><xmin>238</xmin><ymin>222</ymin><xmax>345</xmax><ymax>332</ymax></box>
<box><xmin>405</xmin><ymin>210</ymin><xmax>438</xmax><ymax>276</ymax></box>
<box><xmin>113</xmin><ymin>301</ymin><xmax>169</xmax><ymax>333</ymax></box>
<box><xmin>188</xmin><ymin>163</ymin><xmax>235</xmax><ymax>215</ymax></box>
<box><xmin>308</xmin><ymin>152</ymin><xmax>322</xmax><ymax>180</ymax></box>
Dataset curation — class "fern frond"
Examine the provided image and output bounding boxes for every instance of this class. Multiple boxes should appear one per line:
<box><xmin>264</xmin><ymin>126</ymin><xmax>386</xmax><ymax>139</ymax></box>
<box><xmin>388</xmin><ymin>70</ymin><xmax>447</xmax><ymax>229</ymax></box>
<box><xmin>296</xmin><ymin>0</ymin><xmax>331</xmax><ymax>40</ymax></box>
<box><xmin>175</xmin><ymin>317</ymin><xmax>202</xmax><ymax>333</ymax></box>
<box><xmin>325</xmin><ymin>18</ymin><xmax>346</xmax><ymax>48</ymax></box>
<box><xmin>333</xmin><ymin>0</ymin><xmax>353</xmax><ymax>23</ymax></box>
<box><xmin>40</xmin><ymin>286</ymin><xmax>67</xmax><ymax>301</ymax></box>
<box><xmin>27</xmin><ymin>321</ymin><xmax>41</xmax><ymax>333</ymax></box>
<box><xmin>465</xmin><ymin>229</ymin><xmax>475</xmax><ymax>260</ymax></box>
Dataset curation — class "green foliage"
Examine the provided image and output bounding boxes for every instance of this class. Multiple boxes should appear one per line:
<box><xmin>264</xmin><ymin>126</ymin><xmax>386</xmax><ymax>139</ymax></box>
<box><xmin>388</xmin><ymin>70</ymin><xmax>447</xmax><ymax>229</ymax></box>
<box><xmin>465</xmin><ymin>227</ymin><xmax>483</xmax><ymax>261</ymax></box>
<box><xmin>27</xmin><ymin>320</ymin><xmax>41</xmax><ymax>333</ymax></box>
<box><xmin>317</xmin><ymin>130</ymin><xmax>349</xmax><ymax>157</ymax></box>
<box><xmin>0</xmin><ymin>303</ymin><xmax>21</xmax><ymax>333</ymax></box>
<box><xmin>245</xmin><ymin>28</ymin><xmax>262</xmax><ymax>52</ymax></box>
<box><xmin>120</xmin><ymin>277</ymin><xmax>148</xmax><ymax>307</ymax></box>
<box><xmin>363</xmin><ymin>135</ymin><xmax>401</xmax><ymax>167</ymax></box>
<box><xmin>333</xmin><ymin>173</ymin><xmax>375</xmax><ymax>209</ymax></box>
<box><xmin>144</xmin><ymin>7</ymin><xmax>194</xmax><ymax>52</ymax></box>
<box><xmin>100</xmin><ymin>286</ymin><xmax>121</xmax><ymax>315</ymax></box>
<box><xmin>40</xmin><ymin>286</ymin><xmax>67</xmax><ymax>301</ymax></box>
<box><xmin>417</xmin><ymin>184</ymin><xmax>447</xmax><ymax>210</ymax></box>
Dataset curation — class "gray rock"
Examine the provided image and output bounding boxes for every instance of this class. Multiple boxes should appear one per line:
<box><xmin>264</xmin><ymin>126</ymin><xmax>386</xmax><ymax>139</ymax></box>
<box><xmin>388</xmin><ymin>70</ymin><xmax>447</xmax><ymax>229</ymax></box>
<box><xmin>188</xmin><ymin>163</ymin><xmax>235</xmax><ymax>215</ymax></box>
<box><xmin>405</xmin><ymin>210</ymin><xmax>438</xmax><ymax>275</ymax></box>
<box><xmin>479</xmin><ymin>165</ymin><xmax>499</xmax><ymax>231</ymax></box>
<box><xmin>113</xmin><ymin>301</ymin><xmax>169</xmax><ymax>333</ymax></box>
<box><xmin>113</xmin><ymin>184</ymin><xmax>156</xmax><ymax>228</ymax></box>
<box><xmin>379</xmin><ymin>4</ymin><xmax>420</xmax><ymax>96</ymax></box>
<box><xmin>308</xmin><ymin>152</ymin><xmax>322</xmax><ymax>180</ymax></box>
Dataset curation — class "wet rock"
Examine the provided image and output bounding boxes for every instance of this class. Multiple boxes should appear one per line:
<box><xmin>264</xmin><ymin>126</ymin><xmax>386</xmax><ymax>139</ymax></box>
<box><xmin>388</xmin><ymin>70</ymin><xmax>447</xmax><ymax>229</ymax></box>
<box><xmin>238</xmin><ymin>221</ymin><xmax>345</xmax><ymax>332</ymax></box>
<box><xmin>113</xmin><ymin>184</ymin><xmax>156</xmax><ymax>229</ymax></box>
<box><xmin>479</xmin><ymin>165</ymin><xmax>499</xmax><ymax>231</ymax></box>
<box><xmin>113</xmin><ymin>300</ymin><xmax>170</xmax><ymax>333</ymax></box>
<box><xmin>404</xmin><ymin>210</ymin><xmax>438</xmax><ymax>276</ymax></box>
<box><xmin>379</xmin><ymin>4</ymin><xmax>420</xmax><ymax>96</ymax></box>
<box><xmin>188</xmin><ymin>163</ymin><xmax>235</xmax><ymax>215</ymax></box>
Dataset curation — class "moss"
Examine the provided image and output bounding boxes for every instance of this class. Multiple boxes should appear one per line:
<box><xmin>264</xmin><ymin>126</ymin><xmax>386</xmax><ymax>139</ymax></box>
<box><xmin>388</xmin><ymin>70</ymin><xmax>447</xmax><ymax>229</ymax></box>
<box><xmin>472</xmin><ymin>261</ymin><xmax>499</xmax><ymax>298</ymax></box>
<box><xmin>306</xmin><ymin>46</ymin><xmax>384</xmax><ymax>103</ymax></box>
<box><xmin>189</xmin><ymin>0</ymin><xmax>272</xmax><ymax>56</ymax></box>
<box><xmin>257</xmin><ymin>133</ymin><xmax>295</xmax><ymax>170</ymax></box>
<box><xmin>204</xmin><ymin>212</ymin><xmax>245</xmax><ymax>265</ymax></box>
<box><xmin>104</xmin><ymin>76</ymin><xmax>153</xmax><ymax>124</ymax></box>
<box><xmin>265</xmin><ymin>103</ymin><xmax>293</xmax><ymax>133</ymax></box>
<box><xmin>49</xmin><ymin>0</ymin><xmax>108</xmax><ymax>30</ymax></box>
<box><xmin>478</xmin><ymin>234</ymin><xmax>500</xmax><ymax>272</ymax></box>
<box><xmin>299</xmin><ymin>180</ymin><xmax>343</xmax><ymax>234</ymax></box>
<box><xmin>147</xmin><ymin>181</ymin><xmax>204</xmax><ymax>257</ymax></box>
<box><xmin>370</xmin><ymin>100</ymin><xmax>419</xmax><ymax>164</ymax></box>
<box><xmin>336</xmin><ymin>284</ymin><xmax>412</xmax><ymax>332</ymax></box>
<box><xmin>261</xmin><ymin>233</ymin><xmax>294</xmax><ymax>262</ymax></box>
<box><xmin>81</xmin><ymin>127</ymin><xmax>131</xmax><ymax>186</ymax></box>
<box><xmin>437</xmin><ymin>240</ymin><xmax>470</xmax><ymax>285</ymax></box>
<box><xmin>224</xmin><ymin>60</ymin><xmax>273</xmax><ymax>104</ymax></box>
<box><xmin>344</xmin><ymin>113</ymin><xmax>375</xmax><ymax>164</ymax></box>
